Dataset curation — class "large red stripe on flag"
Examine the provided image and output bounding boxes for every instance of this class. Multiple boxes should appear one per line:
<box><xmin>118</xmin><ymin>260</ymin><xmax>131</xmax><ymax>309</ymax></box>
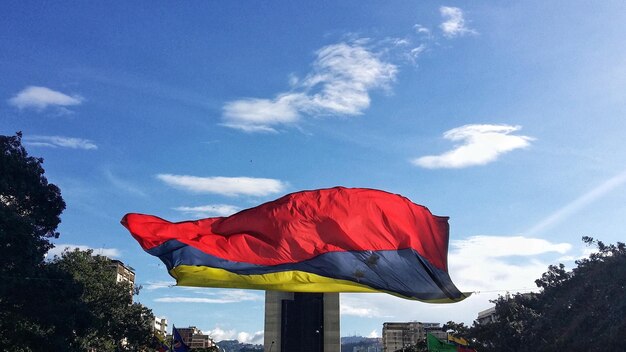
<box><xmin>122</xmin><ymin>187</ymin><xmax>450</xmax><ymax>271</ymax></box>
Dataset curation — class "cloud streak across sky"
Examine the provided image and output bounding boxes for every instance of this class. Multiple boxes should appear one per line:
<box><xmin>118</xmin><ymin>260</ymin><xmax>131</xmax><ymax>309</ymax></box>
<box><xmin>155</xmin><ymin>289</ymin><xmax>263</xmax><ymax>304</ymax></box>
<box><xmin>173</xmin><ymin>204</ymin><xmax>241</xmax><ymax>217</ymax></box>
<box><xmin>8</xmin><ymin>86</ymin><xmax>84</xmax><ymax>111</ymax></box>
<box><xmin>222</xmin><ymin>41</ymin><xmax>397</xmax><ymax>132</ymax></box>
<box><xmin>23</xmin><ymin>135</ymin><xmax>97</xmax><ymax>150</ymax></box>
<box><xmin>413</xmin><ymin>124</ymin><xmax>533</xmax><ymax>168</ymax></box>
<box><xmin>157</xmin><ymin>174</ymin><xmax>287</xmax><ymax>197</ymax></box>
<box><xmin>526</xmin><ymin>169</ymin><xmax>626</xmax><ymax>235</ymax></box>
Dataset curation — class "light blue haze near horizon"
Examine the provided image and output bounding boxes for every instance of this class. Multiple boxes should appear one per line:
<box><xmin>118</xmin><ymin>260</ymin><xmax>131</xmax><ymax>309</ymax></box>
<box><xmin>2</xmin><ymin>0</ymin><xmax>626</xmax><ymax>344</ymax></box>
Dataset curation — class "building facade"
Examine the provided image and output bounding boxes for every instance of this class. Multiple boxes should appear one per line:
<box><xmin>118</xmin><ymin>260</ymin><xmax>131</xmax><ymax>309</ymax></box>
<box><xmin>382</xmin><ymin>322</ymin><xmax>445</xmax><ymax>352</ymax></box>
<box><xmin>154</xmin><ymin>317</ymin><xmax>168</xmax><ymax>338</ymax></box>
<box><xmin>476</xmin><ymin>306</ymin><xmax>497</xmax><ymax>325</ymax></box>
<box><xmin>109</xmin><ymin>259</ymin><xmax>136</xmax><ymax>285</ymax></box>
<box><xmin>171</xmin><ymin>326</ymin><xmax>216</xmax><ymax>349</ymax></box>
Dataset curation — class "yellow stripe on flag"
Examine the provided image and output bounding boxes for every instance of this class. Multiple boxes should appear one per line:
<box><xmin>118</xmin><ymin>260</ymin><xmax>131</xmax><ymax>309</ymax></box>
<box><xmin>169</xmin><ymin>265</ymin><xmax>469</xmax><ymax>303</ymax></box>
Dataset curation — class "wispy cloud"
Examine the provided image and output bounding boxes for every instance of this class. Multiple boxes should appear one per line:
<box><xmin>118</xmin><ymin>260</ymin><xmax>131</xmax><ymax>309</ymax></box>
<box><xmin>414</xmin><ymin>24</ymin><xmax>431</xmax><ymax>35</ymax></box>
<box><xmin>8</xmin><ymin>86</ymin><xmax>84</xmax><ymax>111</ymax></box>
<box><xmin>526</xmin><ymin>169</ymin><xmax>626</xmax><ymax>235</ymax></box>
<box><xmin>104</xmin><ymin>169</ymin><xmax>147</xmax><ymax>197</ymax></box>
<box><xmin>439</xmin><ymin>6</ymin><xmax>477</xmax><ymax>38</ymax></box>
<box><xmin>206</xmin><ymin>326</ymin><xmax>264</xmax><ymax>344</ymax></box>
<box><xmin>46</xmin><ymin>244</ymin><xmax>122</xmax><ymax>259</ymax></box>
<box><xmin>448</xmin><ymin>235</ymin><xmax>571</xmax><ymax>292</ymax></box>
<box><xmin>157</xmin><ymin>174</ymin><xmax>287</xmax><ymax>197</ymax></box>
<box><xmin>412</xmin><ymin>124</ymin><xmax>534</xmax><ymax>168</ymax></box>
<box><xmin>23</xmin><ymin>135</ymin><xmax>97</xmax><ymax>150</ymax></box>
<box><xmin>222</xmin><ymin>41</ymin><xmax>397</xmax><ymax>132</ymax></box>
<box><xmin>155</xmin><ymin>289</ymin><xmax>263</xmax><ymax>304</ymax></box>
<box><xmin>174</xmin><ymin>204</ymin><xmax>240</xmax><ymax>217</ymax></box>
<box><xmin>144</xmin><ymin>280</ymin><xmax>177</xmax><ymax>290</ymax></box>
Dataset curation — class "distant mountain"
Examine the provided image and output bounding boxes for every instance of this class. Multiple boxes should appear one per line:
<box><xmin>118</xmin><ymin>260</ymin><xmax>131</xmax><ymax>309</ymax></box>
<box><xmin>215</xmin><ymin>336</ymin><xmax>381</xmax><ymax>352</ymax></box>
<box><xmin>341</xmin><ymin>336</ymin><xmax>382</xmax><ymax>352</ymax></box>
<box><xmin>216</xmin><ymin>340</ymin><xmax>263</xmax><ymax>352</ymax></box>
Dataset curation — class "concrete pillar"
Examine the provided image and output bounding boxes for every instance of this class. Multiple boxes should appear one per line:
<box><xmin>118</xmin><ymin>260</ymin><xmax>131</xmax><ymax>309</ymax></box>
<box><xmin>264</xmin><ymin>291</ymin><xmax>340</xmax><ymax>352</ymax></box>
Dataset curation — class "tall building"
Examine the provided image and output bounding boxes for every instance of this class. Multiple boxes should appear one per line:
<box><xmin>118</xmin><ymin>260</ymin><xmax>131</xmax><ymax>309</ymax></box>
<box><xmin>154</xmin><ymin>317</ymin><xmax>168</xmax><ymax>338</ymax></box>
<box><xmin>264</xmin><ymin>291</ymin><xmax>340</xmax><ymax>352</ymax></box>
<box><xmin>476</xmin><ymin>306</ymin><xmax>497</xmax><ymax>325</ymax></box>
<box><xmin>109</xmin><ymin>259</ymin><xmax>136</xmax><ymax>285</ymax></box>
<box><xmin>107</xmin><ymin>258</ymin><xmax>136</xmax><ymax>300</ymax></box>
<box><xmin>382</xmin><ymin>322</ymin><xmax>445</xmax><ymax>352</ymax></box>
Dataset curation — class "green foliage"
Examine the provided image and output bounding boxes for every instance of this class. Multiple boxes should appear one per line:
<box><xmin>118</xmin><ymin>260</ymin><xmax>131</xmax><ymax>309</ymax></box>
<box><xmin>0</xmin><ymin>133</ymin><xmax>156</xmax><ymax>351</ymax></box>
<box><xmin>0</xmin><ymin>132</ymin><xmax>65</xmax><ymax>271</ymax></box>
<box><xmin>0</xmin><ymin>133</ymin><xmax>69</xmax><ymax>351</ymax></box>
<box><xmin>50</xmin><ymin>249</ymin><xmax>156</xmax><ymax>351</ymax></box>
<box><xmin>456</xmin><ymin>237</ymin><xmax>626</xmax><ymax>352</ymax></box>
<box><xmin>393</xmin><ymin>339</ymin><xmax>428</xmax><ymax>352</ymax></box>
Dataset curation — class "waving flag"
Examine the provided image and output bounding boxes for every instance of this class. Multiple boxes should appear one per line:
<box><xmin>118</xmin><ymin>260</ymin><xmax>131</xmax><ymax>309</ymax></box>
<box><xmin>172</xmin><ymin>326</ymin><xmax>189</xmax><ymax>352</ymax></box>
<box><xmin>122</xmin><ymin>187</ymin><xmax>468</xmax><ymax>302</ymax></box>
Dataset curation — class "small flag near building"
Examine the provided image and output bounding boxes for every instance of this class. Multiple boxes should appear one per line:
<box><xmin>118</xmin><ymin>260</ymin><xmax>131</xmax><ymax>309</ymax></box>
<box><xmin>172</xmin><ymin>326</ymin><xmax>190</xmax><ymax>352</ymax></box>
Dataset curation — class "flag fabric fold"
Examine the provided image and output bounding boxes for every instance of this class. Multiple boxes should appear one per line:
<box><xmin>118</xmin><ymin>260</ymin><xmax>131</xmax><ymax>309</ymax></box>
<box><xmin>427</xmin><ymin>333</ymin><xmax>457</xmax><ymax>352</ymax></box>
<box><xmin>172</xmin><ymin>326</ymin><xmax>189</xmax><ymax>352</ymax></box>
<box><xmin>122</xmin><ymin>187</ymin><xmax>468</xmax><ymax>302</ymax></box>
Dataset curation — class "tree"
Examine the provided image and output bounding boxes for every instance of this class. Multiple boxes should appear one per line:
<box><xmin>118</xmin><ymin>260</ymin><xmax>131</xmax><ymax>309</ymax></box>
<box><xmin>0</xmin><ymin>133</ymin><xmax>156</xmax><ymax>351</ymax></box>
<box><xmin>393</xmin><ymin>339</ymin><xmax>428</xmax><ymax>352</ymax></box>
<box><xmin>0</xmin><ymin>132</ymin><xmax>65</xmax><ymax>271</ymax></box>
<box><xmin>461</xmin><ymin>237</ymin><xmax>626</xmax><ymax>351</ymax></box>
<box><xmin>49</xmin><ymin>249</ymin><xmax>156</xmax><ymax>351</ymax></box>
<box><xmin>0</xmin><ymin>133</ymin><xmax>69</xmax><ymax>351</ymax></box>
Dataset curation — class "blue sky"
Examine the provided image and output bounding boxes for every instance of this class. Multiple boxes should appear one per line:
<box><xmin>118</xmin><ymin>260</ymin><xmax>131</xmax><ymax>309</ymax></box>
<box><xmin>3</xmin><ymin>0</ymin><xmax>626</xmax><ymax>343</ymax></box>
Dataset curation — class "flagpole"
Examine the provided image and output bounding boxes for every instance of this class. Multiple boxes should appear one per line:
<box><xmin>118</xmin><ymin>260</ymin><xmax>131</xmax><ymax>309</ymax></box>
<box><xmin>171</xmin><ymin>325</ymin><xmax>175</xmax><ymax>352</ymax></box>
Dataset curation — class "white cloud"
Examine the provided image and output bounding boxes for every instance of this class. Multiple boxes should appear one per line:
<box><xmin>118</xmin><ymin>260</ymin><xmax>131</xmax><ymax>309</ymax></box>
<box><xmin>526</xmin><ymin>169</ymin><xmax>626</xmax><ymax>235</ymax></box>
<box><xmin>236</xmin><ymin>331</ymin><xmax>264</xmax><ymax>345</ymax></box>
<box><xmin>340</xmin><ymin>235</ymin><xmax>574</xmax><ymax>327</ymax></box>
<box><xmin>155</xmin><ymin>289</ymin><xmax>263</xmax><ymax>304</ymax></box>
<box><xmin>23</xmin><ymin>135</ymin><xmax>97</xmax><ymax>150</ymax></box>
<box><xmin>448</xmin><ymin>235</ymin><xmax>571</xmax><ymax>292</ymax></box>
<box><xmin>439</xmin><ymin>6</ymin><xmax>477</xmax><ymax>38</ymax></box>
<box><xmin>157</xmin><ymin>174</ymin><xmax>287</xmax><ymax>197</ymax></box>
<box><xmin>222</xmin><ymin>41</ymin><xmax>397</xmax><ymax>132</ymax></box>
<box><xmin>8</xmin><ymin>86</ymin><xmax>84</xmax><ymax>110</ymax></box>
<box><xmin>174</xmin><ymin>204</ymin><xmax>240</xmax><ymax>217</ymax></box>
<box><xmin>407</xmin><ymin>44</ymin><xmax>427</xmax><ymax>64</ymax></box>
<box><xmin>368</xmin><ymin>329</ymin><xmax>380</xmax><ymax>338</ymax></box>
<box><xmin>412</xmin><ymin>124</ymin><xmax>533</xmax><ymax>168</ymax></box>
<box><xmin>46</xmin><ymin>244</ymin><xmax>121</xmax><ymax>259</ymax></box>
<box><xmin>156</xmin><ymin>297</ymin><xmax>241</xmax><ymax>303</ymax></box>
<box><xmin>341</xmin><ymin>296</ymin><xmax>384</xmax><ymax>318</ymax></box>
<box><xmin>144</xmin><ymin>280</ymin><xmax>176</xmax><ymax>290</ymax></box>
<box><xmin>206</xmin><ymin>327</ymin><xmax>264</xmax><ymax>344</ymax></box>
<box><xmin>414</xmin><ymin>24</ymin><xmax>431</xmax><ymax>35</ymax></box>
<box><xmin>222</xmin><ymin>94</ymin><xmax>304</xmax><ymax>133</ymax></box>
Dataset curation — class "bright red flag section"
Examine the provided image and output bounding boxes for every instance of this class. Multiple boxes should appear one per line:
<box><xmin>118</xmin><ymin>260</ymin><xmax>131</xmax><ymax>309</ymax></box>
<box><xmin>122</xmin><ymin>187</ymin><xmax>468</xmax><ymax>302</ymax></box>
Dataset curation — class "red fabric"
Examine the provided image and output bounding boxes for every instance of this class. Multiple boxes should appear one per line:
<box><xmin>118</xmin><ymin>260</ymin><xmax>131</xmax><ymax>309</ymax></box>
<box><xmin>122</xmin><ymin>187</ymin><xmax>450</xmax><ymax>270</ymax></box>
